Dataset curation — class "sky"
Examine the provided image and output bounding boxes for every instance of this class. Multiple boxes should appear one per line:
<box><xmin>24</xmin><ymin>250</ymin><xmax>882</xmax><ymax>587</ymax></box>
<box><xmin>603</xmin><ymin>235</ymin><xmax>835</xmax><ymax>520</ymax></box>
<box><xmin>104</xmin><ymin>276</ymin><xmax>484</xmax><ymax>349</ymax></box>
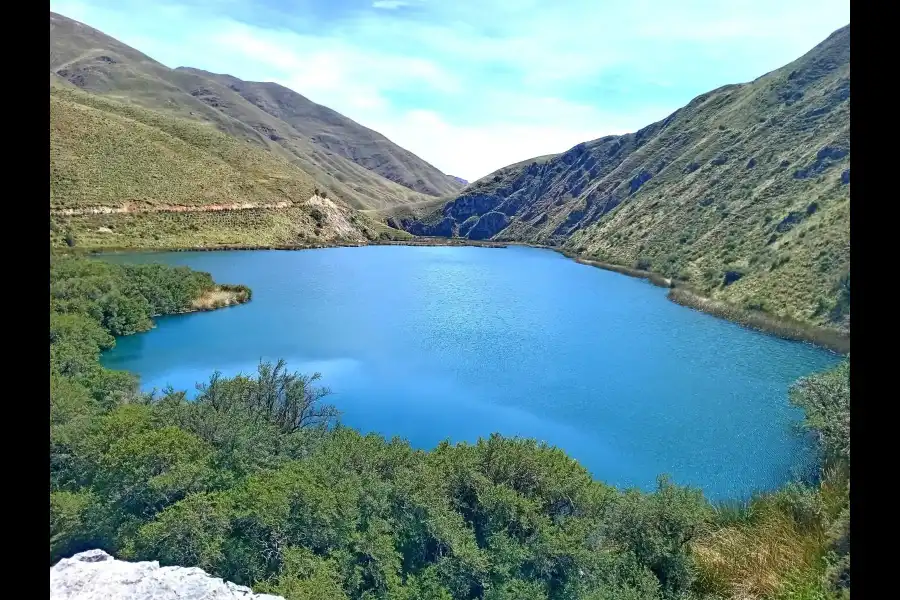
<box><xmin>49</xmin><ymin>0</ymin><xmax>850</xmax><ymax>182</ymax></box>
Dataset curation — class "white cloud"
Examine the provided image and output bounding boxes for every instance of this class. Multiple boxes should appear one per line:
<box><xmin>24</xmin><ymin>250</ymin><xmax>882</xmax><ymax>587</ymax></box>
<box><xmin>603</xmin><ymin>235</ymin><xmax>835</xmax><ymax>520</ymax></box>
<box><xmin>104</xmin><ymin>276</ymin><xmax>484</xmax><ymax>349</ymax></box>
<box><xmin>49</xmin><ymin>0</ymin><xmax>850</xmax><ymax>181</ymax></box>
<box><xmin>372</xmin><ymin>1</ymin><xmax>410</xmax><ymax>9</ymax></box>
<box><xmin>361</xmin><ymin>103</ymin><xmax>672</xmax><ymax>181</ymax></box>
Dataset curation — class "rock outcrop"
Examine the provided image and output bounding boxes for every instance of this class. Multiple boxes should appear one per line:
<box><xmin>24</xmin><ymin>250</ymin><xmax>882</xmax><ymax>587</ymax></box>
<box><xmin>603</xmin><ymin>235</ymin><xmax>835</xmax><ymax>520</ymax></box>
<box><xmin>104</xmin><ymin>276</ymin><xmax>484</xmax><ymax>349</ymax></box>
<box><xmin>50</xmin><ymin>550</ymin><xmax>284</xmax><ymax>600</ymax></box>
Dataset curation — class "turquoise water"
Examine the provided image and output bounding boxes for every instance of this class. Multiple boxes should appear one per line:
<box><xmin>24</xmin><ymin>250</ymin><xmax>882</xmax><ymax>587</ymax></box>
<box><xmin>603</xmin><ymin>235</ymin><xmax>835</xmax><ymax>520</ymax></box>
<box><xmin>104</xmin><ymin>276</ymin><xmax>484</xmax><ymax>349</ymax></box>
<box><xmin>101</xmin><ymin>246</ymin><xmax>840</xmax><ymax>500</ymax></box>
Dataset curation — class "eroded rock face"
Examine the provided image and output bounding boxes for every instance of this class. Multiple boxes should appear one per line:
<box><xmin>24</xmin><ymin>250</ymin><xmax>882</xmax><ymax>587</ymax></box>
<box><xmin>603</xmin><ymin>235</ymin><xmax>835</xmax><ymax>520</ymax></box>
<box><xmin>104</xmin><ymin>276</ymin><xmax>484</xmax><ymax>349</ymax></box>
<box><xmin>467</xmin><ymin>211</ymin><xmax>509</xmax><ymax>240</ymax></box>
<box><xmin>50</xmin><ymin>550</ymin><xmax>284</xmax><ymax>600</ymax></box>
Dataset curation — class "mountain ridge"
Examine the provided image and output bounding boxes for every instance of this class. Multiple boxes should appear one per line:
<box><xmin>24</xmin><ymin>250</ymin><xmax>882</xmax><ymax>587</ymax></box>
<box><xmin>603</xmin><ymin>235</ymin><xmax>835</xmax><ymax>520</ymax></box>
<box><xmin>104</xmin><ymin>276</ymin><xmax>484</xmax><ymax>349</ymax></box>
<box><xmin>49</xmin><ymin>11</ymin><xmax>461</xmax><ymax>209</ymax></box>
<box><xmin>397</xmin><ymin>25</ymin><xmax>851</xmax><ymax>330</ymax></box>
<box><xmin>174</xmin><ymin>67</ymin><xmax>462</xmax><ymax>197</ymax></box>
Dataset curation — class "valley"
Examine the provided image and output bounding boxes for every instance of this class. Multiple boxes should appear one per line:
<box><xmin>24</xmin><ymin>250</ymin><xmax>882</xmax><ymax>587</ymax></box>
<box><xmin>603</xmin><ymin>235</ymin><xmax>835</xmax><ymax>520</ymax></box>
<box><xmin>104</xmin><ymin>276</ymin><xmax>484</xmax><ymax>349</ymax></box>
<box><xmin>395</xmin><ymin>27</ymin><xmax>851</xmax><ymax>334</ymax></box>
<box><xmin>49</xmin><ymin>9</ymin><xmax>852</xmax><ymax>600</ymax></box>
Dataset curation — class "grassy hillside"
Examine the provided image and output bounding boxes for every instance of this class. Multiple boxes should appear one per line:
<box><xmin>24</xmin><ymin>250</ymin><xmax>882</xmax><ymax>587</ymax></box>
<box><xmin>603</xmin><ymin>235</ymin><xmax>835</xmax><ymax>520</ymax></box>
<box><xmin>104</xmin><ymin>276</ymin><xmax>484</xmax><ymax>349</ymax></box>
<box><xmin>398</xmin><ymin>27</ymin><xmax>850</xmax><ymax>331</ymax></box>
<box><xmin>50</xmin><ymin>84</ymin><xmax>406</xmax><ymax>248</ymax></box>
<box><xmin>49</xmin><ymin>11</ymin><xmax>458</xmax><ymax>209</ymax></box>
<box><xmin>180</xmin><ymin>68</ymin><xmax>462</xmax><ymax>197</ymax></box>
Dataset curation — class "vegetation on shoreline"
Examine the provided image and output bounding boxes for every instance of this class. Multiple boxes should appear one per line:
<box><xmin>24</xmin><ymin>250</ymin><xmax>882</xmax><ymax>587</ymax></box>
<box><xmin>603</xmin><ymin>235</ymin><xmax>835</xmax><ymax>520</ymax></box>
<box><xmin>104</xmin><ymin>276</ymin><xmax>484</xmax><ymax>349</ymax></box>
<box><xmin>49</xmin><ymin>257</ymin><xmax>850</xmax><ymax>599</ymax></box>
<box><xmin>693</xmin><ymin>360</ymin><xmax>850</xmax><ymax>599</ymax></box>
<box><xmin>667</xmin><ymin>287</ymin><xmax>849</xmax><ymax>354</ymax></box>
<box><xmin>189</xmin><ymin>284</ymin><xmax>252</xmax><ymax>312</ymax></box>
<box><xmin>64</xmin><ymin>234</ymin><xmax>847</xmax><ymax>353</ymax></box>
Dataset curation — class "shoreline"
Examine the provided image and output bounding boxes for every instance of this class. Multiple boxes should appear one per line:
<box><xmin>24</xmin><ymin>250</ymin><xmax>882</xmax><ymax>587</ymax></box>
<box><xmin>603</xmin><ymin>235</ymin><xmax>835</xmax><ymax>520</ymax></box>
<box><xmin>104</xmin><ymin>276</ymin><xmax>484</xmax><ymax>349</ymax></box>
<box><xmin>69</xmin><ymin>237</ymin><xmax>849</xmax><ymax>354</ymax></box>
<box><xmin>149</xmin><ymin>285</ymin><xmax>252</xmax><ymax>319</ymax></box>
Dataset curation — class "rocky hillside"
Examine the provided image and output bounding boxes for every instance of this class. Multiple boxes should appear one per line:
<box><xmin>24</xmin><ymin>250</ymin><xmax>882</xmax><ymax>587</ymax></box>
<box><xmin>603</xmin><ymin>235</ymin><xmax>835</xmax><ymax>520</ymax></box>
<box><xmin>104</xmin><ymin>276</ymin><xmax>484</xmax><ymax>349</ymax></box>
<box><xmin>49</xmin><ymin>11</ymin><xmax>461</xmax><ymax>209</ymax></box>
<box><xmin>399</xmin><ymin>26</ymin><xmax>850</xmax><ymax>330</ymax></box>
<box><xmin>50</xmin><ymin>83</ymin><xmax>399</xmax><ymax>249</ymax></box>
<box><xmin>50</xmin><ymin>550</ymin><xmax>283</xmax><ymax>600</ymax></box>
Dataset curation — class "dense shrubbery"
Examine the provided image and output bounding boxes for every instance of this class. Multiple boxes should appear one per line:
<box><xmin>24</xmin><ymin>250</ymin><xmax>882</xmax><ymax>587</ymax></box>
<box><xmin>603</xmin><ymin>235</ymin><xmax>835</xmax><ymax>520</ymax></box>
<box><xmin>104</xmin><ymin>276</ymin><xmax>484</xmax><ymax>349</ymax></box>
<box><xmin>49</xmin><ymin>256</ymin><xmax>850</xmax><ymax>600</ymax></box>
<box><xmin>790</xmin><ymin>360</ymin><xmax>850</xmax><ymax>469</ymax></box>
<box><xmin>51</xmin><ymin>257</ymin><xmax>215</xmax><ymax>333</ymax></box>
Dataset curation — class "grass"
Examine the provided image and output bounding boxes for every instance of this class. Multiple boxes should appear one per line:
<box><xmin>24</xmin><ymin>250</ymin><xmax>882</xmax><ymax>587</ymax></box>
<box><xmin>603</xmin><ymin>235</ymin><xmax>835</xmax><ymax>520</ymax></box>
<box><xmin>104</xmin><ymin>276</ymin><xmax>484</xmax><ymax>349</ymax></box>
<box><xmin>393</xmin><ymin>26</ymin><xmax>850</xmax><ymax>333</ymax></box>
<box><xmin>572</xmin><ymin>255</ymin><xmax>673</xmax><ymax>288</ymax></box>
<box><xmin>50</xmin><ymin>11</ymin><xmax>454</xmax><ymax>209</ymax></box>
<box><xmin>667</xmin><ymin>287</ymin><xmax>849</xmax><ymax>353</ymax></box>
<box><xmin>694</xmin><ymin>468</ymin><xmax>849</xmax><ymax>600</ymax></box>
<box><xmin>50</xmin><ymin>206</ymin><xmax>406</xmax><ymax>250</ymax></box>
<box><xmin>49</xmin><ymin>86</ymin><xmax>415</xmax><ymax>249</ymax></box>
<box><xmin>189</xmin><ymin>285</ymin><xmax>251</xmax><ymax>312</ymax></box>
<box><xmin>50</xmin><ymin>85</ymin><xmax>317</xmax><ymax>210</ymax></box>
<box><xmin>694</xmin><ymin>509</ymin><xmax>827</xmax><ymax>599</ymax></box>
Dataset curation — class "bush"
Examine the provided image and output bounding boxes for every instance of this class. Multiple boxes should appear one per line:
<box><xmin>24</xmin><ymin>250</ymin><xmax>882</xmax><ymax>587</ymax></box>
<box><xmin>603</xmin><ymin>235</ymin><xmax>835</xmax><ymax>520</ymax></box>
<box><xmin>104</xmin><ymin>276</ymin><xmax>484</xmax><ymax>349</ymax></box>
<box><xmin>48</xmin><ymin>257</ymin><xmax>852</xmax><ymax>600</ymax></box>
<box><xmin>789</xmin><ymin>360</ymin><xmax>850</xmax><ymax>467</ymax></box>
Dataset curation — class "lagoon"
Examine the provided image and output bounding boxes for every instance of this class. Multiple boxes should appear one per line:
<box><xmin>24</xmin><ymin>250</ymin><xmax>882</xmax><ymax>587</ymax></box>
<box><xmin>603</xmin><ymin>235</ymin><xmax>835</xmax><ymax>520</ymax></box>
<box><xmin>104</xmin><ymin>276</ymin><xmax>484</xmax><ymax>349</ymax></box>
<box><xmin>101</xmin><ymin>246</ymin><xmax>840</xmax><ymax>500</ymax></box>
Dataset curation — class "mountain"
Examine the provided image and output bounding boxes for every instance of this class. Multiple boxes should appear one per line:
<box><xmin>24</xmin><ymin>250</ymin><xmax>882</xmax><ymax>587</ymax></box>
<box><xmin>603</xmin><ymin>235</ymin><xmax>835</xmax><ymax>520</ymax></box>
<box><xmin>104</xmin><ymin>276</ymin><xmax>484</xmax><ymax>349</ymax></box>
<box><xmin>49</xmin><ymin>12</ymin><xmax>462</xmax><ymax>209</ymax></box>
<box><xmin>50</xmin><ymin>82</ymin><xmax>402</xmax><ymax>248</ymax></box>
<box><xmin>176</xmin><ymin>67</ymin><xmax>462</xmax><ymax>197</ymax></box>
<box><xmin>397</xmin><ymin>26</ymin><xmax>850</xmax><ymax>330</ymax></box>
<box><xmin>449</xmin><ymin>175</ymin><xmax>469</xmax><ymax>186</ymax></box>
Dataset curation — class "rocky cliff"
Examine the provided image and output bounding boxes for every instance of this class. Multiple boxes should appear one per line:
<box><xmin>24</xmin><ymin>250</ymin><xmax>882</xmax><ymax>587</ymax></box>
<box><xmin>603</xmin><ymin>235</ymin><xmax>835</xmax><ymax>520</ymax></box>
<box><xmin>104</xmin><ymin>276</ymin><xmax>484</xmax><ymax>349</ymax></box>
<box><xmin>50</xmin><ymin>550</ymin><xmax>284</xmax><ymax>600</ymax></box>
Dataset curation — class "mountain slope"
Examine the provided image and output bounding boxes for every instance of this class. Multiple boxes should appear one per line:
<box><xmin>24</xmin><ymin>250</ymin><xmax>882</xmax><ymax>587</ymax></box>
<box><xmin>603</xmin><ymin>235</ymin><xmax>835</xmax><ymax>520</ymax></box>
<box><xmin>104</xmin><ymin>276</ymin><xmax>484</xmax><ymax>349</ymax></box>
<box><xmin>400</xmin><ymin>26</ymin><xmax>850</xmax><ymax>330</ymax></box>
<box><xmin>50</xmin><ymin>83</ymin><xmax>397</xmax><ymax>248</ymax></box>
<box><xmin>49</xmin><ymin>12</ymin><xmax>460</xmax><ymax>209</ymax></box>
<box><xmin>178</xmin><ymin>68</ymin><xmax>462</xmax><ymax>197</ymax></box>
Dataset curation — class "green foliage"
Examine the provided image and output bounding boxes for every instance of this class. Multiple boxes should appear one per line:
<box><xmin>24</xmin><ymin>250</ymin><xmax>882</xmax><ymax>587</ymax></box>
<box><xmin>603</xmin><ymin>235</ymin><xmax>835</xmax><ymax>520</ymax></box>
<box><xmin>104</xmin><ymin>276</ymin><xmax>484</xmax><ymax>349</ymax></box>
<box><xmin>48</xmin><ymin>256</ymin><xmax>851</xmax><ymax>600</ymax></box>
<box><xmin>604</xmin><ymin>476</ymin><xmax>711</xmax><ymax>596</ymax></box>
<box><xmin>50</xmin><ymin>490</ymin><xmax>102</xmax><ymax>563</ymax></box>
<box><xmin>789</xmin><ymin>360</ymin><xmax>850</xmax><ymax>467</ymax></box>
<box><xmin>50</xmin><ymin>256</ymin><xmax>215</xmax><ymax>335</ymax></box>
<box><xmin>257</xmin><ymin>547</ymin><xmax>350</xmax><ymax>600</ymax></box>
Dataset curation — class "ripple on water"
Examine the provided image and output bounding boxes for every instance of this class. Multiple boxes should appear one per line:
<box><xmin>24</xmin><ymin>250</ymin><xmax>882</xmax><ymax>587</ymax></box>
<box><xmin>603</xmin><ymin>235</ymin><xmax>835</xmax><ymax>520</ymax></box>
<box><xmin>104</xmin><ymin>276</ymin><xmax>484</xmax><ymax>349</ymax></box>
<box><xmin>101</xmin><ymin>246</ymin><xmax>839</xmax><ymax>500</ymax></box>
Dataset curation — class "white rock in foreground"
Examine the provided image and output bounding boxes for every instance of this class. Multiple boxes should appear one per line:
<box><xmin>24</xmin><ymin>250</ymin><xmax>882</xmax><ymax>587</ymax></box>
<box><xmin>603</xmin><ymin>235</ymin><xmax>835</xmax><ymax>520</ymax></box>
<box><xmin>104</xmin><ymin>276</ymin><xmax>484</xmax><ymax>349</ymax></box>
<box><xmin>50</xmin><ymin>549</ymin><xmax>284</xmax><ymax>600</ymax></box>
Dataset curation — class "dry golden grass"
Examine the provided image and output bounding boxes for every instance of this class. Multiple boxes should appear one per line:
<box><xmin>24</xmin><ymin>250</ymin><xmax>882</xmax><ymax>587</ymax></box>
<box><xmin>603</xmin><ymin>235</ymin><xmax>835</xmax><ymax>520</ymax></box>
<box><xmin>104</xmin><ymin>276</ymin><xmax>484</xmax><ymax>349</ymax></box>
<box><xmin>694</xmin><ymin>467</ymin><xmax>849</xmax><ymax>600</ymax></box>
<box><xmin>694</xmin><ymin>509</ymin><xmax>826</xmax><ymax>599</ymax></box>
<box><xmin>190</xmin><ymin>286</ymin><xmax>248</xmax><ymax>311</ymax></box>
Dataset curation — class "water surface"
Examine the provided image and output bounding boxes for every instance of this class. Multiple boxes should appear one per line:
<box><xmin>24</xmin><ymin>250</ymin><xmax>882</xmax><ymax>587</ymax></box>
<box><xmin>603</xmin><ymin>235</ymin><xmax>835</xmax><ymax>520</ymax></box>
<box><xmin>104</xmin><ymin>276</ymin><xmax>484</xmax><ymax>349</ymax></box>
<box><xmin>102</xmin><ymin>246</ymin><xmax>840</xmax><ymax>499</ymax></box>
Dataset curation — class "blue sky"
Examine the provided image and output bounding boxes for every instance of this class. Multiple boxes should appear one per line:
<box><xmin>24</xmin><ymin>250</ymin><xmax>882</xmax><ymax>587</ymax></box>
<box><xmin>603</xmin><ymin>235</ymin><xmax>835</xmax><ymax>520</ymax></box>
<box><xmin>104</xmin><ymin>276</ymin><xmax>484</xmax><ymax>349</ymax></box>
<box><xmin>50</xmin><ymin>0</ymin><xmax>850</xmax><ymax>181</ymax></box>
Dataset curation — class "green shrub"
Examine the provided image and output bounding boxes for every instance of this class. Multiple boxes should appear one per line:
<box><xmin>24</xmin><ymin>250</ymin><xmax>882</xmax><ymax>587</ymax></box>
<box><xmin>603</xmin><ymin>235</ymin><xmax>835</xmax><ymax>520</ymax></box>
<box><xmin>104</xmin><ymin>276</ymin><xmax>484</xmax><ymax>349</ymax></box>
<box><xmin>47</xmin><ymin>257</ymin><xmax>851</xmax><ymax>600</ymax></box>
<box><xmin>789</xmin><ymin>361</ymin><xmax>850</xmax><ymax>467</ymax></box>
